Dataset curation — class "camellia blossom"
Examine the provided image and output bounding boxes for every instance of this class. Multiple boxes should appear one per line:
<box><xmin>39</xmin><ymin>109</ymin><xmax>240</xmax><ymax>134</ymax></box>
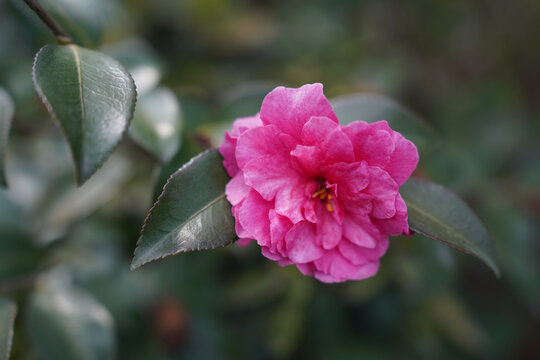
<box><xmin>219</xmin><ymin>83</ymin><xmax>419</xmax><ymax>283</ymax></box>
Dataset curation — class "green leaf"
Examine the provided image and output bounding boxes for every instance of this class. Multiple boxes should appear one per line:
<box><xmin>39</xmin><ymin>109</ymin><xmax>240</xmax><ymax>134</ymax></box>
<box><xmin>101</xmin><ymin>38</ymin><xmax>162</xmax><ymax>95</ymax></box>
<box><xmin>152</xmin><ymin>134</ymin><xmax>204</xmax><ymax>201</ymax></box>
<box><xmin>401</xmin><ymin>178</ymin><xmax>500</xmax><ymax>276</ymax></box>
<box><xmin>132</xmin><ymin>149</ymin><xmax>235</xmax><ymax>269</ymax></box>
<box><xmin>0</xmin><ymin>299</ymin><xmax>17</xmax><ymax>360</ymax></box>
<box><xmin>26</xmin><ymin>271</ymin><xmax>116</xmax><ymax>360</ymax></box>
<box><xmin>129</xmin><ymin>87</ymin><xmax>182</xmax><ymax>162</ymax></box>
<box><xmin>33</xmin><ymin>44</ymin><xmax>136</xmax><ymax>184</ymax></box>
<box><xmin>331</xmin><ymin>93</ymin><xmax>435</xmax><ymax>152</ymax></box>
<box><xmin>0</xmin><ymin>88</ymin><xmax>13</xmax><ymax>188</ymax></box>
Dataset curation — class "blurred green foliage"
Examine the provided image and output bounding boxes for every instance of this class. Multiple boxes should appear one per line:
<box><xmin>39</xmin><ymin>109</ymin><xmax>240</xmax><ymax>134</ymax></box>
<box><xmin>0</xmin><ymin>0</ymin><xmax>539</xmax><ymax>359</ymax></box>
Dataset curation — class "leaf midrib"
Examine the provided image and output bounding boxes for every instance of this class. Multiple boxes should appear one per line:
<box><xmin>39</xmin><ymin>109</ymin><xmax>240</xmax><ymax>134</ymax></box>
<box><xmin>404</xmin><ymin>199</ymin><xmax>483</xmax><ymax>254</ymax></box>
<box><xmin>68</xmin><ymin>45</ymin><xmax>86</xmax><ymax>164</ymax></box>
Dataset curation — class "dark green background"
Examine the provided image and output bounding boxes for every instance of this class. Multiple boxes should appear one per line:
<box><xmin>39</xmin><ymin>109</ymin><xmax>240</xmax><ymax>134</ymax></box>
<box><xmin>0</xmin><ymin>0</ymin><xmax>539</xmax><ymax>359</ymax></box>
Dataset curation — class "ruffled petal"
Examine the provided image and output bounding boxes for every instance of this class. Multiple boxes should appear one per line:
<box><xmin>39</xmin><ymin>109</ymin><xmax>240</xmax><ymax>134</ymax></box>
<box><xmin>322</xmin><ymin>162</ymin><xmax>369</xmax><ymax>200</ymax></box>
<box><xmin>274</xmin><ymin>180</ymin><xmax>308</xmax><ymax>224</ymax></box>
<box><xmin>314</xmin><ymin>249</ymin><xmax>380</xmax><ymax>282</ymax></box>
<box><xmin>243</xmin><ymin>155</ymin><xmax>299</xmax><ymax>201</ymax></box>
<box><xmin>386</xmin><ymin>131</ymin><xmax>419</xmax><ymax>185</ymax></box>
<box><xmin>337</xmin><ymin>237</ymin><xmax>389</xmax><ymax>265</ymax></box>
<box><xmin>260</xmin><ymin>83</ymin><xmax>337</xmax><ymax>139</ymax></box>
<box><xmin>237</xmin><ymin>190</ymin><xmax>272</xmax><ymax>247</ymax></box>
<box><xmin>219</xmin><ymin>132</ymin><xmax>239</xmax><ymax>176</ymax></box>
<box><xmin>269</xmin><ymin>210</ymin><xmax>292</xmax><ymax>257</ymax></box>
<box><xmin>365</xmin><ymin>166</ymin><xmax>398</xmax><ymax>219</ymax></box>
<box><xmin>372</xmin><ymin>194</ymin><xmax>410</xmax><ymax>236</ymax></box>
<box><xmin>343</xmin><ymin>120</ymin><xmax>394</xmax><ymax>167</ymax></box>
<box><xmin>229</xmin><ymin>114</ymin><xmax>263</xmax><ymax>138</ymax></box>
<box><xmin>236</xmin><ymin>124</ymin><xmax>292</xmax><ymax>170</ymax></box>
<box><xmin>342</xmin><ymin>213</ymin><xmax>385</xmax><ymax>249</ymax></box>
<box><xmin>301</xmin><ymin>116</ymin><xmax>355</xmax><ymax>164</ymax></box>
<box><xmin>290</xmin><ymin>145</ymin><xmax>324</xmax><ymax>177</ymax></box>
<box><xmin>285</xmin><ymin>221</ymin><xmax>324</xmax><ymax>263</ymax></box>
<box><xmin>315</xmin><ymin>203</ymin><xmax>343</xmax><ymax>250</ymax></box>
<box><xmin>225</xmin><ymin>173</ymin><xmax>250</xmax><ymax>206</ymax></box>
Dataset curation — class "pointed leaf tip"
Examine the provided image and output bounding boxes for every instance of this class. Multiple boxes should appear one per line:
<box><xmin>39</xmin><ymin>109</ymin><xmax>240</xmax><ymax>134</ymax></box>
<box><xmin>401</xmin><ymin>178</ymin><xmax>500</xmax><ymax>277</ymax></box>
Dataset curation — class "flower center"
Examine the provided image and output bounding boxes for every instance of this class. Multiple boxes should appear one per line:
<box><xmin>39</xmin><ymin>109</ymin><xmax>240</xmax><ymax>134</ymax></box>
<box><xmin>312</xmin><ymin>187</ymin><xmax>334</xmax><ymax>212</ymax></box>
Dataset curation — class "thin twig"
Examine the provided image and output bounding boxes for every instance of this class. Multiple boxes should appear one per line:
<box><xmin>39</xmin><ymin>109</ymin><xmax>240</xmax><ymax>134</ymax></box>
<box><xmin>23</xmin><ymin>0</ymin><xmax>72</xmax><ymax>44</ymax></box>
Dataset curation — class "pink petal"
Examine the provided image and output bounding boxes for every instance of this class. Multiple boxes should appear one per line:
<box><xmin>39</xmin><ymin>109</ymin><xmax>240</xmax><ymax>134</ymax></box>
<box><xmin>365</xmin><ymin>166</ymin><xmax>398</xmax><ymax>219</ymax></box>
<box><xmin>237</xmin><ymin>238</ymin><xmax>252</xmax><ymax>246</ymax></box>
<box><xmin>301</xmin><ymin>116</ymin><xmax>355</xmax><ymax>164</ymax></box>
<box><xmin>373</xmin><ymin>194</ymin><xmax>410</xmax><ymax>236</ymax></box>
<box><xmin>243</xmin><ymin>155</ymin><xmax>300</xmax><ymax>201</ymax></box>
<box><xmin>342</xmin><ymin>213</ymin><xmax>385</xmax><ymax>249</ymax></box>
<box><xmin>269</xmin><ymin>210</ymin><xmax>292</xmax><ymax>256</ymax></box>
<box><xmin>315</xmin><ymin>203</ymin><xmax>343</xmax><ymax>250</ymax></box>
<box><xmin>296</xmin><ymin>262</ymin><xmax>316</xmax><ymax>276</ymax></box>
<box><xmin>237</xmin><ymin>190</ymin><xmax>272</xmax><ymax>247</ymax></box>
<box><xmin>386</xmin><ymin>131</ymin><xmax>419</xmax><ymax>185</ymax></box>
<box><xmin>322</xmin><ymin>162</ymin><xmax>369</xmax><ymax>200</ymax></box>
<box><xmin>260</xmin><ymin>83</ymin><xmax>337</xmax><ymax>139</ymax></box>
<box><xmin>337</xmin><ymin>237</ymin><xmax>389</xmax><ymax>265</ymax></box>
<box><xmin>225</xmin><ymin>173</ymin><xmax>250</xmax><ymax>206</ymax></box>
<box><xmin>219</xmin><ymin>132</ymin><xmax>239</xmax><ymax>176</ymax></box>
<box><xmin>314</xmin><ymin>249</ymin><xmax>380</xmax><ymax>282</ymax></box>
<box><xmin>285</xmin><ymin>221</ymin><xmax>324</xmax><ymax>263</ymax></box>
<box><xmin>236</xmin><ymin>125</ymin><xmax>292</xmax><ymax>170</ymax></box>
<box><xmin>343</xmin><ymin>120</ymin><xmax>418</xmax><ymax>186</ymax></box>
<box><xmin>261</xmin><ymin>247</ymin><xmax>284</xmax><ymax>261</ymax></box>
<box><xmin>290</xmin><ymin>145</ymin><xmax>324</xmax><ymax>177</ymax></box>
<box><xmin>343</xmin><ymin>121</ymin><xmax>394</xmax><ymax>166</ymax></box>
<box><xmin>229</xmin><ymin>114</ymin><xmax>263</xmax><ymax>138</ymax></box>
<box><xmin>274</xmin><ymin>180</ymin><xmax>308</xmax><ymax>224</ymax></box>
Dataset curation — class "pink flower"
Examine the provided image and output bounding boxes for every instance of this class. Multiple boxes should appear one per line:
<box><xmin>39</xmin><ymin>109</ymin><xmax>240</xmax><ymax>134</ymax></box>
<box><xmin>219</xmin><ymin>83</ymin><xmax>418</xmax><ymax>283</ymax></box>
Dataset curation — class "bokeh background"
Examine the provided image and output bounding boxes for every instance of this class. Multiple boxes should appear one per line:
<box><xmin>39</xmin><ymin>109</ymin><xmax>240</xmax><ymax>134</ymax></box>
<box><xmin>1</xmin><ymin>0</ymin><xmax>539</xmax><ymax>359</ymax></box>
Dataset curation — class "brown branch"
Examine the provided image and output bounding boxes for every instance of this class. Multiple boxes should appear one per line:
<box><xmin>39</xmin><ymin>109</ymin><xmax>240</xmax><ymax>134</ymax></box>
<box><xmin>23</xmin><ymin>0</ymin><xmax>72</xmax><ymax>44</ymax></box>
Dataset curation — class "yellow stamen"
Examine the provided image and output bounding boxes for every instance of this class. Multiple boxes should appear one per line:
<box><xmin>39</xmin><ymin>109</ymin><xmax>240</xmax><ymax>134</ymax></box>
<box><xmin>327</xmin><ymin>195</ymin><xmax>332</xmax><ymax>200</ymax></box>
<box><xmin>319</xmin><ymin>192</ymin><xmax>327</xmax><ymax>200</ymax></box>
<box><xmin>326</xmin><ymin>203</ymin><xmax>334</xmax><ymax>212</ymax></box>
<box><xmin>312</xmin><ymin>188</ymin><xmax>326</xmax><ymax>198</ymax></box>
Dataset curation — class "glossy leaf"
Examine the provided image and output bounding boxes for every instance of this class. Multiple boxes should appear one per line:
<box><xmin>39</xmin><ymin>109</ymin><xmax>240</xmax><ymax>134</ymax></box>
<box><xmin>401</xmin><ymin>178</ymin><xmax>500</xmax><ymax>276</ymax></box>
<box><xmin>132</xmin><ymin>149</ymin><xmax>235</xmax><ymax>269</ymax></box>
<box><xmin>0</xmin><ymin>299</ymin><xmax>17</xmax><ymax>360</ymax></box>
<box><xmin>331</xmin><ymin>93</ymin><xmax>435</xmax><ymax>152</ymax></box>
<box><xmin>33</xmin><ymin>44</ymin><xmax>136</xmax><ymax>184</ymax></box>
<box><xmin>152</xmin><ymin>134</ymin><xmax>204</xmax><ymax>201</ymax></box>
<box><xmin>102</xmin><ymin>38</ymin><xmax>162</xmax><ymax>95</ymax></box>
<box><xmin>0</xmin><ymin>88</ymin><xmax>13</xmax><ymax>187</ymax></box>
<box><xmin>129</xmin><ymin>87</ymin><xmax>182</xmax><ymax>162</ymax></box>
<box><xmin>26</xmin><ymin>272</ymin><xmax>116</xmax><ymax>360</ymax></box>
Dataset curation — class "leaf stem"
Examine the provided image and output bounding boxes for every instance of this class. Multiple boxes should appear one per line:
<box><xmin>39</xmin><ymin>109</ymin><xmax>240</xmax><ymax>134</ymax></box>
<box><xmin>23</xmin><ymin>0</ymin><xmax>72</xmax><ymax>44</ymax></box>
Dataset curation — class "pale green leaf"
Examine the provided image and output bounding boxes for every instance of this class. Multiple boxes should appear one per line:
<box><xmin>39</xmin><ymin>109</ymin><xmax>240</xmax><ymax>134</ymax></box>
<box><xmin>26</xmin><ymin>272</ymin><xmax>116</xmax><ymax>360</ymax></box>
<box><xmin>129</xmin><ymin>87</ymin><xmax>182</xmax><ymax>162</ymax></box>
